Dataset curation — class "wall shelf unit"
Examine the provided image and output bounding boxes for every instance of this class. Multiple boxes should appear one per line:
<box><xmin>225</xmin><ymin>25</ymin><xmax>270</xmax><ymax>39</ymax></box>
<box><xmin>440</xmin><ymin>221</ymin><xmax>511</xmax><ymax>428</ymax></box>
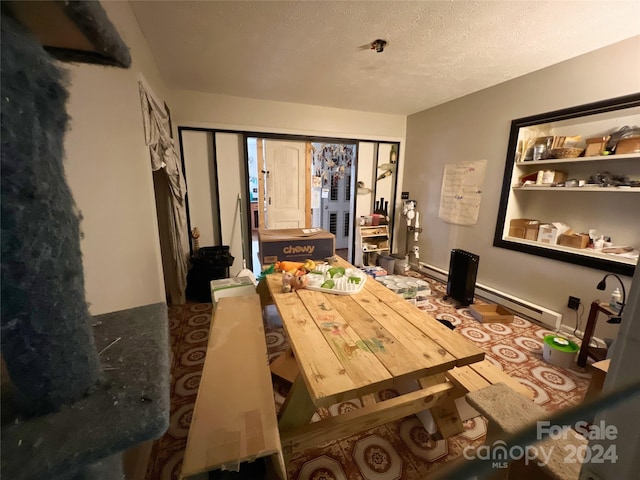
<box><xmin>494</xmin><ymin>93</ymin><xmax>640</xmax><ymax>277</ymax></box>
<box><xmin>355</xmin><ymin>225</ymin><xmax>390</xmax><ymax>267</ymax></box>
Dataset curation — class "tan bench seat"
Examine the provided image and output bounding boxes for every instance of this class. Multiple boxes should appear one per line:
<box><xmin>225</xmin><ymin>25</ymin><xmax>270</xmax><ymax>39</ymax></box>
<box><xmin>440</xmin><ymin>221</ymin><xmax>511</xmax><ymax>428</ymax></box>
<box><xmin>180</xmin><ymin>294</ymin><xmax>285</xmax><ymax>480</ymax></box>
<box><xmin>466</xmin><ymin>383</ymin><xmax>587</xmax><ymax>480</ymax></box>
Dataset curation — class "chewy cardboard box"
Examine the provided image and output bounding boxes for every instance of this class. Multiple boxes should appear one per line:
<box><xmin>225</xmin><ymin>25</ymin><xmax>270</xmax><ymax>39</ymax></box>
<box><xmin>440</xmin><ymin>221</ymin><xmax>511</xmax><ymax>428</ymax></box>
<box><xmin>509</xmin><ymin>219</ymin><xmax>540</xmax><ymax>240</ymax></box>
<box><xmin>210</xmin><ymin>276</ymin><xmax>256</xmax><ymax>309</ymax></box>
<box><xmin>537</xmin><ymin>222</ymin><xmax>571</xmax><ymax>245</ymax></box>
<box><xmin>258</xmin><ymin>228</ymin><xmax>335</xmax><ymax>264</ymax></box>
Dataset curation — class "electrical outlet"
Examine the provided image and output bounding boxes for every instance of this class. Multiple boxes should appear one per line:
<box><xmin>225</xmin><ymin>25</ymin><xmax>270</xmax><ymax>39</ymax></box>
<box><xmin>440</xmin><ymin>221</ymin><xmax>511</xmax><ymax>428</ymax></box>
<box><xmin>568</xmin><ymin>296</ymin><xmax>580</xmax><ymax>310</ymax></box>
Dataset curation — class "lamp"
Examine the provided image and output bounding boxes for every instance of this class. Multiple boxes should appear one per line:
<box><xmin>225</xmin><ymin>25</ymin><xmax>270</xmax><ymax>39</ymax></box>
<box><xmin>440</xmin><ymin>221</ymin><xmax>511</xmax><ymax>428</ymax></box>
<box><xmin>596</xmin><ymin>273</ymin><xmax>626</xmax><ymax>323</ymax></box>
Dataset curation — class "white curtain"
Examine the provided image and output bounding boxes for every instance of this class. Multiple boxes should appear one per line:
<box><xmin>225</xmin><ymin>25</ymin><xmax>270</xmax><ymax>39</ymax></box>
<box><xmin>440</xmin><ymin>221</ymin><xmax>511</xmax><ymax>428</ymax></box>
<box><xmin>138</xmin><ymin>82</ymin><xmax>188</xmax><ymax>304</ymax></box>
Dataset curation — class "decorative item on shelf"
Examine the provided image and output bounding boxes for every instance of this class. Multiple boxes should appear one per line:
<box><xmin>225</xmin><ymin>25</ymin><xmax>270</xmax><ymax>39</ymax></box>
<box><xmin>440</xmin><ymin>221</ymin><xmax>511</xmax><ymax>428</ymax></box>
<box><xmin>356</xmin><ymin>180</ymin><xmax>371</xmax><ymax>195</ymax></box>
<box><xmin>389</xmin><ymin>145</ymin><xmax>398</xmax><ymax>163</ymax></box>
<box><xmin>596</xmin><ymin>273</ymin><xmax>626</xmax><ymax>323</ymax></box>
<box><xmin>377</xmin><ymin>169</ymin><xmax>393</xmax><ymax>181</ymax></box>
<box><xmin>585</xmin><ymin>136</ymin><xmax>611</xmax><ymax>157</ymax></box>
<box><xmin>606</xmin><ymin>126</ymin><xmax>640</xmax><ymax>153</ymax></box>
<box><xmin>191</xmin><ymin>227</ymin><xmax>201</xmax><ymax>253</ymax></box>
<box><xmin>550</xmin><ymin>147</ymin><xmax>584</xmax><ymax>159</ymax></box>
<box><xmin>615</xmin><ymin>136</ymin><xmax>640</xmax><ymax>154</ymax></box>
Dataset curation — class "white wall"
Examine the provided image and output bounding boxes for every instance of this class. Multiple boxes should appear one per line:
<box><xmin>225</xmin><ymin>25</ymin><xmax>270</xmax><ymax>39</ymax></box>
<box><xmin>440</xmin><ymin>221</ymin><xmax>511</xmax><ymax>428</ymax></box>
<box><xmin>215</xmin><ymin>133</ymin><xmax>246</xmax><ymax>277</ymax></box>
<box><xmin>172</xmin><ymin>91</ymin><xmax>408</xmax><ymax>265</ymax></box>
<box><xmin>404</xmin><ymin>36</ymin><xmax>640</xmax><ymax>340</ymax></box>
<box><xmin>63</xmin><ymin>1</ymin><xmax>168</xmax><ymax>314</ymax></box>
<box><xmin>181</xmin><ymin>131</ymin><xmax>218</xmax><ymax>248</ymax></box>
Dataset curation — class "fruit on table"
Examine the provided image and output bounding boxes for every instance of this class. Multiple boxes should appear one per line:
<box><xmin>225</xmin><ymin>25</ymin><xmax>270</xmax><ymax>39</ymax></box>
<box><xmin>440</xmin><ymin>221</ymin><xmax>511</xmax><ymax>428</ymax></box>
<box><xmin>303</xmin><ymin>259</ymin><xmax>316</xmax><ymax>272</ymax></box>
<box><xmin>321</xmin><ymin>279</ymin><xmax>335</xmax><ymax>289</ymax></box>
<box><xmin>275</xmin><ymin>261</ymin><xmax>304</xmax><ymax>273</ymax></box>
<box><xmin>328</xmin><ymin>267</ymin><xmax>345</xmax><ymax>278</ymax></box>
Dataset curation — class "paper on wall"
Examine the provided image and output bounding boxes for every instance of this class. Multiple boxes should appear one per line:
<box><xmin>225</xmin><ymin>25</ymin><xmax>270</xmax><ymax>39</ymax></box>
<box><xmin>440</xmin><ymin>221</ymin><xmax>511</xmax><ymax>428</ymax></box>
<box><xmin>438</xmin><ymin>159</ymin><xmax>487</xmax><ymax>225</ymax></box>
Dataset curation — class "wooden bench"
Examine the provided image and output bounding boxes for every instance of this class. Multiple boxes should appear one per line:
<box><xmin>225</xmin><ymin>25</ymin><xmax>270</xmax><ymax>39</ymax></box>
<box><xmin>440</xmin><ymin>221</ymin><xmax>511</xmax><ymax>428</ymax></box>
<box><xmin>180</xmin><ymin>294</ymin><xmax>286</xmax><ymax>480</ymax></box>
<box><xmin>414</xmin><ymin>360</ymin><xmax>536</xmax><ymax>438</ymax></box>
<box><xmin>466</xmin><ymin>383</ymin><xmax>587</xmax><ymax>480</ymax></box>
<box><xmin>446</xmin><ymin>359</ymin><xmax>534</xmax><ymax>400</ymax></box>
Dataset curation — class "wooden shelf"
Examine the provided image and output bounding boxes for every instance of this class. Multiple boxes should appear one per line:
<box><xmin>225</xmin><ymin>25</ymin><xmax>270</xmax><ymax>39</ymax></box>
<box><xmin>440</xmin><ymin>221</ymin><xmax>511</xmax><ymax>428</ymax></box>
<box><xmin>512</xmin><ymin>186</ymin><xmax>640</xmax><ymax>192</ymax></box>
<box><xmin>504</xmin><ymin>237</ymin><xmax>637</xmax><ymax>266</ymax></box>
<box><xmin>515</xmin><ymin>152</ymin><xmax>639</xmax><ymax>166</ymax></box>
<box><xmin>494</xmin><ymin>93</ymin><xmax>640</xmax><ymax>277</ymax></box>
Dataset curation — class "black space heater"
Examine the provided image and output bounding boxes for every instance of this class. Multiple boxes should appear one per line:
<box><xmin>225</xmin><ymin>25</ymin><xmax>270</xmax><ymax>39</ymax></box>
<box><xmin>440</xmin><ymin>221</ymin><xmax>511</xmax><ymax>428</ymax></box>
<box><xmin>445</xmin><ymin>249</ymin><xmax>479</xmax><ymax>307</ymax></box>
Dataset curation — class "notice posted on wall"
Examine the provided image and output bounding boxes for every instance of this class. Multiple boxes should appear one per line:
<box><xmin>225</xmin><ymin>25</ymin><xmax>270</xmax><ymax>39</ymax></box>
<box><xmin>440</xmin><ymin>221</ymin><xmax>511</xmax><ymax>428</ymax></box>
<box><xmin>438</xmin><ymin>159</ymin><xmax>487</xmax><ymax>225</ymax></box>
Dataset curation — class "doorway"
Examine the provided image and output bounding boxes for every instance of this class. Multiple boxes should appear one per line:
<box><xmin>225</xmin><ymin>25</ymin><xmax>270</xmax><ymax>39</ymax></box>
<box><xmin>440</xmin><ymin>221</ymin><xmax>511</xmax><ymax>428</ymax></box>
<box><xmin>311</xmin><ymin>143</ymin><xmax>356</xmax><ymax>259</ymax></box>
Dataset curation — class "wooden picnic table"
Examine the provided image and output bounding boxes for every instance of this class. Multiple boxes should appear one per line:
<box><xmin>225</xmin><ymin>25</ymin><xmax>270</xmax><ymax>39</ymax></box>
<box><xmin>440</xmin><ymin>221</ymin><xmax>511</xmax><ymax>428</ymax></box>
<box><xmin>262</xmin><ymin>257</ymin><xmax>485</xmax><ymax>457</ymax></box>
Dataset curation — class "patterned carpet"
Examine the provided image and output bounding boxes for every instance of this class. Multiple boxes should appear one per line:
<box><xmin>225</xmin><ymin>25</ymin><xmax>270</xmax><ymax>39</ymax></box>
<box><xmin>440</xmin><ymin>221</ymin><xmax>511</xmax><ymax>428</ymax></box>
<box><xmin>145</xmin><ymin>273</ymin><xmax>592</xmax><ymax>480</ymax></box>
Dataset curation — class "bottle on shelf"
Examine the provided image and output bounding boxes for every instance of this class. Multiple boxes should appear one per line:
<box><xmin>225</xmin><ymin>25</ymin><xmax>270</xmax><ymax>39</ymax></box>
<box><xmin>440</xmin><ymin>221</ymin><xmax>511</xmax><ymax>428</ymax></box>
<box><xmin>609</xmin><ymin>288</ymin><xmax>623</xmax><ymax>313</ymax></box>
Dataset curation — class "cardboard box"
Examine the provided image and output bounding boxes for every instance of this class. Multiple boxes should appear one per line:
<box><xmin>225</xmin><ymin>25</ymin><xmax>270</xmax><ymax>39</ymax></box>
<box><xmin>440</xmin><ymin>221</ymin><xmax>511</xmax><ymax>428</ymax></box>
<box><xmin>558</xmin><ymin>233</ymin><xmax>590</xmax><ymax>249</ymax></box>
<box><xmin>258</xmin><ymin>228</ymin><xmax>335</xmax><ymax>264</ymax></box>
<box><xmin>584</xmin><ymin>359</ymin><xmax>610</xmax><ymax>402</ymax></box>
<box><xmin>537</xmin><ymin>222</ymin><xmax>571</xmax><ymax>245</ymax></box>
<box><xmin>469</xmin><ymin>304</ymin><xmax>514</xmax><ymax>323</ymax></box>
<box><xmin>210</xmin><ymin>276</ymin><xmax>256</xmax><ymax>309</ymax></box>
<box><xmin>509</xmin><ymin>219</ymin><xmax>540</xmax><ymax>240</ymax></box>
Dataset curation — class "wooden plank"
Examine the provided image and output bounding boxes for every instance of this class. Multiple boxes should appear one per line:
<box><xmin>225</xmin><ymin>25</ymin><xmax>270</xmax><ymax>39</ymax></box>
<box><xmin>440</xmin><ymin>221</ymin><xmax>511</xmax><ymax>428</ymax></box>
<box><xmin>278</xmin><ymin>375</ymin><xmax>317</xmax><ymax>431</ymax></box>
<box><xmin>280</xmin><ymin>382</ymin><xmax>455</xmax><ymax>455</ymax></box>
<box><xmin>257</xmin><ymin>139</ymin><xmax>265</xmax><ymax>229</ymax></box>
<box><xmin>265</xmin><ymin>274</ymin><xmax>357</xmax><ymax>407</ymax></box>
<box><xmin>327</xmin><ymin>293</ymin><xmax>435</xmax><ymax>378</ymax></box>
<box><xmin>445</xmin><ymin>365</ymin><xmax>492</xmax><ymax>393</ymax></box>
<box><xmin>361</xmin><ymin>394</ymin><xmax>376</xmax><ymax>407</ymax></box>
<box><xmin>349</xmin><ymin>288</ymin><xmax>458</xmax><ymax>377</ymax></box>
<box><xmin>269</xmin><ymin>347</ymin><xmax>299</xmax><ymax>383</ymax></box>
<box><xmin>418</xmin><ymin>374</ymin><xmax>465</xmax><ymax>438</ymax></box>
<box><xmin>180</xmin><ymin>295</ymin><xmax>285</xmax><ymax>480</ymax></box>
<box><xmin>468</xmin><ymin>360</ymin><xmax>534</xmax><ymax>400</ymax></box>
<box><xmin>296</xmin><ymin>289</ymin><xmax>393</xmax><ymax>387</ymax></box>
<box><xmin>360</xmin><ymin>275</ymin><xmax>485</xmax><ymax>365</ymax></box>
<box><xmin>305</xmin><ymin>142</ymin><xmax>312</xmax><ymax>228</ymax></box>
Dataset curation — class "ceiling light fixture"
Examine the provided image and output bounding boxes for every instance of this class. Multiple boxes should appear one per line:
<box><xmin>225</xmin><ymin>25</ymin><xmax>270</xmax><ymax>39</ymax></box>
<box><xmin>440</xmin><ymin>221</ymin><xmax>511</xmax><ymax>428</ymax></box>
<box><xmin>371</xmin><ymin>39</ymin><xmax>387</xmax><ymax>53</ymax></box>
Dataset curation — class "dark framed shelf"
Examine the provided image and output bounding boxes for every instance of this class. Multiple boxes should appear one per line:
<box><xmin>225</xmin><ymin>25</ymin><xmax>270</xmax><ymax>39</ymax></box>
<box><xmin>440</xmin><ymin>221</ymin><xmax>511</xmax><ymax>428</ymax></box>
<box><xmin>494</xmin><ymin>92</ymin><xmax>640</xmax><ymax>277</ymax></box>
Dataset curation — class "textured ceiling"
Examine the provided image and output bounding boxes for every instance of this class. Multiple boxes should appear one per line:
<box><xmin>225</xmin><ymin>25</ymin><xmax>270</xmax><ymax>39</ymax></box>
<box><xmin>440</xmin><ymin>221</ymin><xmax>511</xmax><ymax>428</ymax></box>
<box><xmin>130</xmin><ymin>1</ymin><xmax>640</xmax><ymax>115</ymax></box>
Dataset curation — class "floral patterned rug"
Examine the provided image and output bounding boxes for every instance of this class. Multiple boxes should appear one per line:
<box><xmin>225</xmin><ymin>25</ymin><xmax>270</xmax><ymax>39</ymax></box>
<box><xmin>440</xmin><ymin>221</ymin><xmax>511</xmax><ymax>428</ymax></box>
<box><xmin>145</xmin><ymin>273</ymin><xmax>591</xmax><ymax>480</ymax></box>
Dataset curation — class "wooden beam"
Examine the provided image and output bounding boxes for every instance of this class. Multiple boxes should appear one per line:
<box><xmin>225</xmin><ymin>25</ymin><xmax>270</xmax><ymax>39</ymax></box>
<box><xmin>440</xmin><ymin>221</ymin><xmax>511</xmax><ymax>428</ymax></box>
<box><xmin>445</xmin><ymin>366</ymin><xmax>491</xmax><ymax>393</ymax></box>
<box><xmin>257</xmin><ymin>139</ymin><xmax>265</xmax><ymax>229</ymax></box>
<box><xmin>280</xmin><ymin>382</ymin><xmax>454</xmax><ymax>455</ymax></box>
<box><xmin>278</xmin><ymin>375</ymin><xmax>317</xmax><ymax>431</ymax></box>
<box><xmin>305</xmin><ymin>142</ymin><xmax>312</xmax><ymax>228</ymax></box>
<box><xmin>469</xmin><ymin>360</ymin><xmax>534</xmax><ymax>400</ymax></box>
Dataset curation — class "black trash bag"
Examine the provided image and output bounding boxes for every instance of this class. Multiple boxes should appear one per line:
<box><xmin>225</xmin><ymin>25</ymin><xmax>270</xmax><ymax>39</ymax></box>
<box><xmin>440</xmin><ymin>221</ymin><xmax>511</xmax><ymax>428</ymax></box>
<box><xmin>186</xmin><ymin>246</ymin><xmax>235</xmax><ymax>302</ymax></box>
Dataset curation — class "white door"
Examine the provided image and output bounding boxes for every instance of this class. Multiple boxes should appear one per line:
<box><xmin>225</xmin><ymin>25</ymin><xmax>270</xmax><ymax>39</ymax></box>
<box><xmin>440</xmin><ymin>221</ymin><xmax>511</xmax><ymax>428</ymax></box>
<box><xmin>265</xmin><ymin>140</ymin><xmax>306</xmax><ymax>229</ymax></box>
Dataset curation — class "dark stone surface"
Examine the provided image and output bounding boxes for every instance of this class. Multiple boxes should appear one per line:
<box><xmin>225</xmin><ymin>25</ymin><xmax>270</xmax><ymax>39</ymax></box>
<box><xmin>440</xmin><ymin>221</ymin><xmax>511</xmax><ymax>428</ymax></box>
<box><xmin>1</xmin><ymin>303</ymin><xmax>170</xmax><ymax>480</ymax></box>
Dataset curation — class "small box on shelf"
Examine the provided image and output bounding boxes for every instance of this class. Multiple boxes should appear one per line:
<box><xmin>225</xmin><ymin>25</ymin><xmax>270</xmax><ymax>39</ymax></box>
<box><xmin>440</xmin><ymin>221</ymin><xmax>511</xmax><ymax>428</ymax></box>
<box><xmin>509</xmin><ymin>218</ymin><xmax>540</xmax><ymax>240</ymax></box>
<box><xmin>537</xmin><ymin>222</ymin><xmax>571</xmax><ymax>245</ymax></box>
<box><xmin>558</xmin><ymin>233</ymin><xmax>590</xmax><ymax>249</ymax></box>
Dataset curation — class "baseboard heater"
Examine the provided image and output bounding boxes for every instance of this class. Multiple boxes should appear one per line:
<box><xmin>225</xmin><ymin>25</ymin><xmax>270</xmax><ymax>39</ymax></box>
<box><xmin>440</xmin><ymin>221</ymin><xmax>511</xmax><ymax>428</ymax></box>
<box><xmin>417</xmin><ymin>261</ymin><xmax>563</xmax><ymax>330</ymax></box>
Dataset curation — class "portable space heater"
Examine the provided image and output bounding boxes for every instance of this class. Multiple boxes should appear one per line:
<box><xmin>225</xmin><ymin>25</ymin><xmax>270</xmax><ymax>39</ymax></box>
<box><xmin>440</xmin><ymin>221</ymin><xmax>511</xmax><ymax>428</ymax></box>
<box><xmin>445</xmin><ymin>249</ymin><xmax>479</xmax><ymax>307</ymax></box>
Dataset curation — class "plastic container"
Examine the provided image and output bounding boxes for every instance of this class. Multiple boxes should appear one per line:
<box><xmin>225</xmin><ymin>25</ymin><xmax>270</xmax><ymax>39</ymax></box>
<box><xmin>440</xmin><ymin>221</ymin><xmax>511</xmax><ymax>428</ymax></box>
<box><xmin>393</xmin><ymin>255</ymin><xmax>408</xmax><ymax>274</ymax></box>
<box><xmin>379</xmin><ymin>255</ymin><xmax>395</xmax><ymax>274</ymax></box>
<box><xmin>542</xmin><ymin>335</ymin><xmax>579</xmax><ymax>369</ymax></box>
<box><xmin>609</xmin><ymin>288</ymin><xmax>623</xmax><ymax>313</ymax></box>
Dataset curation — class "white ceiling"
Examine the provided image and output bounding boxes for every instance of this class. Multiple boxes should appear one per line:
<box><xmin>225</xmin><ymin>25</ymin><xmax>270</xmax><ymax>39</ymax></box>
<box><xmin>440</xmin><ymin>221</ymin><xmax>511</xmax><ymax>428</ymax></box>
<box><xmin>130</xmin><ymin>1</ymin><xmax>640</xmax><ymax>116</ymax></box>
